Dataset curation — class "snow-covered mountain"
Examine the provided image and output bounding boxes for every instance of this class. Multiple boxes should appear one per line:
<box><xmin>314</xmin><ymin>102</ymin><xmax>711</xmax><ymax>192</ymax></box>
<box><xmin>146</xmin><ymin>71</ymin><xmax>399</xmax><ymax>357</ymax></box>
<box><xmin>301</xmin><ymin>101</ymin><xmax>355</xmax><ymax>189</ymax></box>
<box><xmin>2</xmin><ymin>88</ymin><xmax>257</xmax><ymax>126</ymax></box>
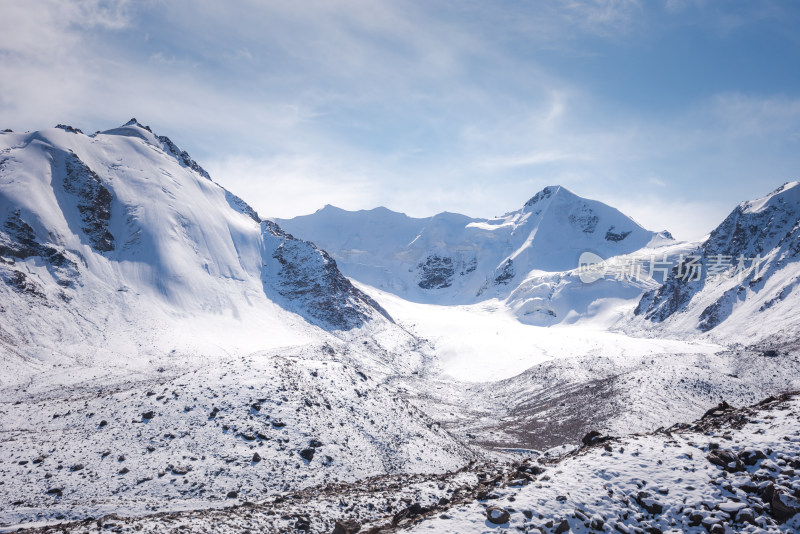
<box><xmin>0</xmin><ymin>120</ymin><xmax>394</xmax><ymax>379</ymax></box>
<box><xmin>277</xmin><ymin>185</ymin><xmax>672</xmax><ymax>305</ymax></box>
<box><xmin>3</xmin><ymin>118</ymin><xmax>800</xmax><ymax>531</ymax></box>
<box><xmin>635</xmin><ymin>181</ymin><xmax>800</xmax><ymax>343</ymax></box>
<box><xmin>0</xmin><ymin>121</ymin><xmax>475</xmax><ymax>527</ymax></box>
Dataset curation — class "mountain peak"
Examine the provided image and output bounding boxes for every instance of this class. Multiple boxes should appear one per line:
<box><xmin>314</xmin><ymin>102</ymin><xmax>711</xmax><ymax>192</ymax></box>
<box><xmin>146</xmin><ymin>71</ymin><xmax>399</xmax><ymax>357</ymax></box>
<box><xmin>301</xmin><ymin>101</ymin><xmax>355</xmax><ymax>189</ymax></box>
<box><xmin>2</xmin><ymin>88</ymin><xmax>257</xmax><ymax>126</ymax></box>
<box><xmin>742</xmin><ymin>180</ymin><xmax>800</xmax><ymax>215</ymax></box>
<box><xmin>122</xmin><ymin>118</ymin><xmax>153</xmax><ymax>132</ymax></box>
<box><xmin>523</xmin><ymin>185</ymin><xmax>580</xmax><ymax>209</ymax></box>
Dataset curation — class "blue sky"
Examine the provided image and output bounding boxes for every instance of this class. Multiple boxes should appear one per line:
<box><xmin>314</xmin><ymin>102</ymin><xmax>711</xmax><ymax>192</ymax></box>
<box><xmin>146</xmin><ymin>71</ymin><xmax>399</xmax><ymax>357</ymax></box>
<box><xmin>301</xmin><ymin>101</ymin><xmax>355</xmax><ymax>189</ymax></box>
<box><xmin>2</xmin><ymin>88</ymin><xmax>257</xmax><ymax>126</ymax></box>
<box><xmin>1</xmin><ymin>0</ymin><xmax>799</xmax><ymax>240</ymax></box>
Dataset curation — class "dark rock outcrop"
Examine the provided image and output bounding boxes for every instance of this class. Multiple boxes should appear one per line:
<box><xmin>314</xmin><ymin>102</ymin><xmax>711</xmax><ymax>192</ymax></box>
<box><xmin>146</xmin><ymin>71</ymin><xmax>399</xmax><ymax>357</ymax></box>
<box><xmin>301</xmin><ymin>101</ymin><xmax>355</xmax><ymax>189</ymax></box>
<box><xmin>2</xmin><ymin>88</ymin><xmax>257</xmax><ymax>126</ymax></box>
<box><xmin>417</xmin><ymin>255</ymin><xmax>455</xmax><ymax>289</ymax></box>
<box><xmin>62</xmin><ymin>152</ymin><xmax>114</xmax><ymax>252</ymax></box>
<box><xmin>262</xmin><ymin>221</ymin><xmax>393</xmax><ymax>330</ymax></box>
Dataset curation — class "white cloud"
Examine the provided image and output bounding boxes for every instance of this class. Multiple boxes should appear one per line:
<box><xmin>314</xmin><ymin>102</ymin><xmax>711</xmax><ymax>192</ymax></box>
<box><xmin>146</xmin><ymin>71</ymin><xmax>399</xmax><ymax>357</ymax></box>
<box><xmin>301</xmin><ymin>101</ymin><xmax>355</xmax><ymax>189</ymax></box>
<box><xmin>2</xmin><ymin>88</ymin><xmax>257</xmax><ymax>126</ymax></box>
<box><xmin>0</xmin><ymin>0</ymin><xmax>798</xmax><ymax>240</ymax></box>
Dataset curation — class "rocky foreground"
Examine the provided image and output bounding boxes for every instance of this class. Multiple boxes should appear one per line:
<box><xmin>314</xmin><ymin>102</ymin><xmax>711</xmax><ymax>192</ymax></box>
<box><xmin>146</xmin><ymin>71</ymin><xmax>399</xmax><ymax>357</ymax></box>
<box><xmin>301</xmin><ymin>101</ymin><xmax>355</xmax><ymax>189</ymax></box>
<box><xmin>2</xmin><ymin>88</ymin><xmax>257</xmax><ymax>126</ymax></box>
<box><xmin>4</xmin><ymin>392</ymin><xmax>799</xmax><ymax>533</ymax></box>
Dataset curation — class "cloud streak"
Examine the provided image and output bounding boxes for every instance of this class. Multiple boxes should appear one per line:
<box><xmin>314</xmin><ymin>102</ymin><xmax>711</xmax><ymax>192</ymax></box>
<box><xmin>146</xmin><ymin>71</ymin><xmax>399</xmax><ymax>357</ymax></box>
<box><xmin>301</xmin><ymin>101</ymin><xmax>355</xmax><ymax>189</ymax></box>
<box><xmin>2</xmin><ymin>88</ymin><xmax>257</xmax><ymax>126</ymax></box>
<box><xmin>1</xmin><ymin>1</ymin><xmax>799</xmax><ymax>240</ymax></box>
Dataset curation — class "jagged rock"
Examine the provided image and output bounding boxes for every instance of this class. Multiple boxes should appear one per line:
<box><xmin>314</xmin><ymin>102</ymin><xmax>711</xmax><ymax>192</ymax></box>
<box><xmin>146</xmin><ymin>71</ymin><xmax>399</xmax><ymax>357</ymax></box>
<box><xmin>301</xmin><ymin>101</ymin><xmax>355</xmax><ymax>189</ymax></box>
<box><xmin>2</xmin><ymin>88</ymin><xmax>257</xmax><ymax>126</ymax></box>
<box><xmin>635</xmin><ymin>492</ymin><xmax>663</xmax><ymax>515</ymax></box>
<box><xmin>554</xmin><ymin>518</ymin><xmax>571</xmax><ymax>533</ymax></box>
<box><xmin>702</xmin><ymin>401</ymin><xmax>731</xmax><ymax>419</ymax></box>
<box><xmin>141</xmin><ymin>411</ymin><xmax>155</xmax><ymax>421</ymax></box>
<box><xmin>772</xmin><ymin>488</ymin><xmax>800</xmax><ymax>522</ymax></box>
<box><xmin>605</xmin><ymin>226</ymin><xmax>631</xmax><ymax>242</ymax></box>
<box><xmin>485</xmin><ymin>505</ymin><xmax>510</xmax><ymax>524</ymax></box>
<box><xmin>299</xmin><ymin>448</ymin><xmax>315</xmax><ymax>462</ymax></box>
<box><xmin>494</xmin><ymin>259</ymin><xmax>515</xmax><ymax>285</ymax></box>
<box><xmin>62</xmin><ymin>152</ymin><xmax>115</xmax><ymax>252</ymax></box>
<box><xmin>55</xmin><ymin>124</ymin><xmax>83</xmax><ymax>134</ymax></box>
<box><xmin>294</xmin><ymin>515</ymin><xmax>311</xmax><ymax>531</ymax></box>
<box><xmin>418</xmin><ymin>255</ymin><xmax>455</xmax><ymax>289</ymax></box>
<box><xmin>707</xmin><ymin>449</ymin><xmax>744</xmax><ymax>472</ymax></box>
<box><xmin>589</xmin><ymin>515</ymin><xmax>604</xmax><ymax>530</ymax></box>
<box><xmin>738</xmin><ymin>448</ymin><xmax>767</xmax><ymax>466</ymax></box>
<box><xmin>331</xmin><ymin>519</ymin><xmax>361</xmax><ymax>534</ymax></box>
<box><xmin>391</xmin><ymin>502</ymin><xmax>427</xmax><ymax>526</ymax></box>
<box><xmin>252</xmin><ymin>452</ymin><xmax>261</xmax><ymax>463</ymax></box>
<box><xmin>0</xmin><ymin>211</ymin><xmax>75</xmax><ymax>272</ymax></box>
<box><xmin>737</xmin><ymin>508</ymin><xmax>756</xmax><ymax>524</ymax></box>
<box><xmin>157</xmin><ymin>134</ymin><xmax>212</xmax><ymax>181</ymax></box>
<box><xmin>262</xmin><ymin>221</ymin><xmax>393</xmax><ymax>330</ymax></box>
<box><xmin>639</xmin><ymin>182</ymin><xmax>800</xmax><ymax>327</ymax></box>
<box><xmin>581</xmin><ymin>431</ymin><xmax>611</xmax><ymax>447</ymax></box>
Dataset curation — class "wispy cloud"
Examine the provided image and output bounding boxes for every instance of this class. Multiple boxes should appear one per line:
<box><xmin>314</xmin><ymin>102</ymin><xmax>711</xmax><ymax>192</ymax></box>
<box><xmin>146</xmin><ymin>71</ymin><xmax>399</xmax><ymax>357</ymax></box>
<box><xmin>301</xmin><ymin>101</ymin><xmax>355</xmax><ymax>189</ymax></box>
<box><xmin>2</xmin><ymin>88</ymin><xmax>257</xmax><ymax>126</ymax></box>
<box><xmin>1</xmin><ymin>1</ymin><xmax>799</xmax><ymax>241</ymax></box>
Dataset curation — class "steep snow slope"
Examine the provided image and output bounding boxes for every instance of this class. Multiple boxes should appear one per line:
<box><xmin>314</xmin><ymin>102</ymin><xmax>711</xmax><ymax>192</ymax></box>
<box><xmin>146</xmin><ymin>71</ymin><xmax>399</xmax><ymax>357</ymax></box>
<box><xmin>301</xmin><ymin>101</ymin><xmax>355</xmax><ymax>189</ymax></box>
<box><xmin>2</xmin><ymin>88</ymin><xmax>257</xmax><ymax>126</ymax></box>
<box><xmin>0</xmin><ymin>120</ymin><xmax>391</xmax><ymax>383</ymax></box>
<box><xmin>634</xmin><ymin>181</ymin><xmax>800</xmax><ymax>343</ymax></box>
<box><xmin>277</xmin><ymin>186</ymin><xmax>671</xmax><ymax>305</ymax></box>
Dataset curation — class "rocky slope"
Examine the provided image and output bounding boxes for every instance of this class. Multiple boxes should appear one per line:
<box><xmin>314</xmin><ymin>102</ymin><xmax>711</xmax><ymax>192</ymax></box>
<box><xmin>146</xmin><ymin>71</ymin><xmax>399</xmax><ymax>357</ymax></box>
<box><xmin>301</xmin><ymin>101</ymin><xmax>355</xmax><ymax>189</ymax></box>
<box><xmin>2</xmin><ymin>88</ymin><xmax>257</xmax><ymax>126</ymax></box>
<box><xmin>7</xmin><ymin>393</ymin><xmax>799</xmax><ymax>533</ymax></box>
<box><xmin>635</xmin><ymin>181</ymin><xmax>800</xmax><ymax>343</ymax></box>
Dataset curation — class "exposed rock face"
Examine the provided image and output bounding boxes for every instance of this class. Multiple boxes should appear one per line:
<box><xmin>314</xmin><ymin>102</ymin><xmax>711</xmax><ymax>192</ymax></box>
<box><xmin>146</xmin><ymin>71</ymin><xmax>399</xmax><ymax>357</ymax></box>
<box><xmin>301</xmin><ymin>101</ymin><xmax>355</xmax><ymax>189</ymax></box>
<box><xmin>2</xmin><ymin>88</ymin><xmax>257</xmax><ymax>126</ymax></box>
<box><xmin>157</xmin><ymin>133</ymin><xmax>212</xmax><ymax>181</ymax></box>
<box><xmin>55</xmin><ymin>124</ymin><xmax>83</xmax><ymax>134</ymax></box>
<box><xmin>0</xmin><ymin>210</ymin><xmax>73</xmax><ymax>267</ymax></box>
<box><xmin>524</xmin><ymin>185</ymin><xmax>558</xmax><ymax>208</ymax></box>
<box><xmin>636</xmin><ymin>182</ymin><xmax>800</xmax><ymax>333</ymax></box>
<box><xmin>224</xmin><ymin>190</ymin><xmax>260</xmax><ymax>223</ymax></box>
<box><xmin>568</xmin><ymin>209</ymin><xmax>599</xmax><ymax>234</ymax></box>
<box><xmin>605</xmin><ymin>226</ymin><xmax>631</xmax><ymax>242</ymax></box>
<box><xmin>62</xmin><ymin>152</ymin><xmax>115</xmax><ymax>252</ymax></box>
<box><xmin>261</xmin><ymin>221</ymin><xmax>393</xmax><ymax>330</ymax></box>
<box><xmin>634</xmin><ymin>258</ymin><xmax>701</xmax><ymax>322</ymax></box>
<box><xmin>493</xmin><ymin>259</ymin><xmax>515</xmax><ymax>285</ymax></box>
<box><xmin>418</xmin><ymin>255</ymin><xmax>455</xmax><ymax>289</ymax></box>
<box><xmin>0</xmin><ymin>210</ymin><xmax>79</xmax><ymax>292</ymax></box>
<box><xmin>704</xmin><ymin>182</ymin><xmax>800</xmax><ymax>259</ymax></box>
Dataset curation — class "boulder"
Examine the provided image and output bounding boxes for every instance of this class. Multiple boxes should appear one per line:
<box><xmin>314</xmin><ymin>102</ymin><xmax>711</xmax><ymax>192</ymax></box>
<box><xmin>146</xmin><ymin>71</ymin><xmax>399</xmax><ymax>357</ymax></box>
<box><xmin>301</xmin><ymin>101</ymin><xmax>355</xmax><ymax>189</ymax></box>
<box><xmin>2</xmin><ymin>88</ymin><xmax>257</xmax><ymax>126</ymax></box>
<box><xmin>772</xmin><ymin>488</ymin><xmax>800</xmax><ymax>522</ymax></box>
<box><xmin>581</xmin><ymin>431</ymin><xmax>611</xmax><ymax>447</ymax></box>
<box><xmin>738</xmin><ymin>448</ymin><xmax>767</xmax><ymax>466</ymax></box>
<box><xmin>635</xmin><ymin>492</ymin><xmax>664</xmax><ymax>515</ymax></box>
<box><xmin>332</xmin><ymin>519</ymin><xmax>361</xmax><ymax>534</ymax></box>
<box><xmin>707</xmin><ymin>449</ymin><xmax>744</xmax><ymax>472</ymax></box>
<box><xmin>486</xmin><ymin>506</ymin><xmax>510</xmax><ymax>525</ymax></box>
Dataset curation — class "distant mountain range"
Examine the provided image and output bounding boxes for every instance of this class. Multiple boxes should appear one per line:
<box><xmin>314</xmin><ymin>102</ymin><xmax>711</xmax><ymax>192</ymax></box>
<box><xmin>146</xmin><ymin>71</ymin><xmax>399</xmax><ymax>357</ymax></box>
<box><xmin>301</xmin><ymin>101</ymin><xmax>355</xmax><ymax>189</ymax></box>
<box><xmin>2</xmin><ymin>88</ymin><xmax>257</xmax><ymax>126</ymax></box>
<box><xmin>277</xmin><ymin>185</ymin><xmax>672</xmax><ymax>304</ymax></box>
<box><xmin>279</xmin><ymin>181</ymin><xmax>800</xmax><ymax>342</ymax></box>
